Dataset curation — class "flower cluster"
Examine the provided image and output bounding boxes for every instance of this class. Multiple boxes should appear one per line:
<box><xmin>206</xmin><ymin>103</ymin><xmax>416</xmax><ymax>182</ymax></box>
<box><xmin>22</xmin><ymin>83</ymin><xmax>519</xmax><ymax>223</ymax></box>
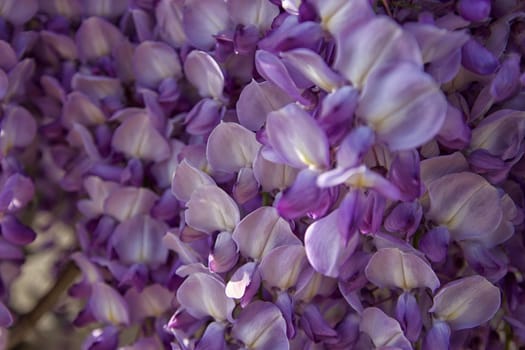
<box><xmin>0</xmin><ymin>0</ymin><xmax>525</xmax><ymax>349</ymax></box>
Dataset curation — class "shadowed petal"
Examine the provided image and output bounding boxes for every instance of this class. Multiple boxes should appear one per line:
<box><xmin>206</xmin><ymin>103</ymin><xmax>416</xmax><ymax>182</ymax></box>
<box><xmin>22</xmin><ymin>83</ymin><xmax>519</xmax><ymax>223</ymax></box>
<box><xmin>365</xmin><ymin>248</ymin><xmax>440</xmax><ymax>292</ymax></box>
<box><xmin>206</xmin><ymin>123</ymin><xmax>261</xmax><ymax>173</ymax></box>
<box><xmin>176</xmin><ymin>272</ymin><xmax>235</xmax><ymax>322</ymax></box>
<box><xmin>232</xmin><ymin>301</ymin><xmax>289</xmax><ymax>350</ymax></box>
<box><xmin>430</xmin><ymin>276</ymin><xmax>501</xmax><ymax>330</ymax></box>
<box><xmin>253</xmin><ymin>150</ymin><xmax>298</xmax><ymax>192</ymax></box>
<box><xmin>209</xmin><ymin>231</ymin><xmax>238</xmax><ymax>273</ymax></box>
<box><xmin>423</xmin><ymin>321</ymin><xmax>451</xmax><ymax>350</ymax></box>
<box><xmin>0</xmin><ymin>0</ymin><xmax>37</xmax><ymax>24</ymax></box>
<box><xmin>0</xmin><ymin>106</ymin><xmax>36</xmax><ymax>155</ymax></box>
<box><xmin>182</xmin><ymin>0</ymin><xmax>230</xmax><ymax>50</ymax></box>
<box><xmin>185</xmin><ymin>185</ymin><xmax>240</xmax><ymax>233</ymax></box>
<box><xmin>0</xmin><ymin>302</ymin><xmax>12</xmax><ymax>327</ymax></box>
<box><xmin>357</xmin><ymin>62</ymin><xmax>447</xmax><ymax>151</ymax></box>
<box><xmin>266</xmin><ymin>103</ymin><xmax>329</xmax><ymax>169</ymax></box>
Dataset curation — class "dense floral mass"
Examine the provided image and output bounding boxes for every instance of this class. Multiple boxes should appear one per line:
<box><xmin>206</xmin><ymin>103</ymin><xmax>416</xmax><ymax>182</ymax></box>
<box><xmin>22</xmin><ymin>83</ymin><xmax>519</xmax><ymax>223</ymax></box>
<box><xmin>0</xmin><ymin>0</ymin><xmax>524</xmax><ymax>348</ymax></box>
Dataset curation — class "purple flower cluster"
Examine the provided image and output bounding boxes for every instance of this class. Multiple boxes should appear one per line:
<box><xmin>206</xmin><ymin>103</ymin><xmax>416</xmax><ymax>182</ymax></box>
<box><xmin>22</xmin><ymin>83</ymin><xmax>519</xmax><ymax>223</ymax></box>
<box><xmin>0</xmin><ymin>0</ymin><xmax>525</xmax><ymax>349</ymax></box>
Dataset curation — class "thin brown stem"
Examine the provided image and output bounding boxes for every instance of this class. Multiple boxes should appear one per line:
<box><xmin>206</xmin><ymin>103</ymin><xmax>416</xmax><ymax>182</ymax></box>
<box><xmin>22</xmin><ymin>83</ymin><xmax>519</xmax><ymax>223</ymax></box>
<box><xmin>7</xmin><ymin>262</ymin><xmax>80</xmax><ymax>349</ymax></box>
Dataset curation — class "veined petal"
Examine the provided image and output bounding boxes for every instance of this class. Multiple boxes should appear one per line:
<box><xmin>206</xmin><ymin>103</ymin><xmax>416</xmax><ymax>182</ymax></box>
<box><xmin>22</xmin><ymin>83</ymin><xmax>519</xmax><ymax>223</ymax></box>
<box><xmin>259</xmin><ymin>245</ymin><xmax>309</xmax><ymax>291</ymax></box>
<box><xmin>266</xmin><ymin>103</ymin><xmax>329</xmax><ymax>169</ymax></box>
<box><xmin>104</xmin><ymin>186</ymin><xmax>158</xmax><ymax>222</ymax></box>
<box><xmin>89</xmin><ymin>282</ymin><xmax>130</xmax><ymax>326</ymax></box>
<box><xmin>280</xmin><ymin>48</ymin><xmax>345</xmax><ymax>92</ymax></box>
<box><xmin>133</xmin><ymin>41</ymin><xmax>182</xmax><ymax>89</ymax></box>
<box><xmin>365</xmin><ymin>248</ymin><xmax>440</xmax><ymax>292</ymax></box>
<box><xmin>237</xmin><ymin>80</ymin><xmax>293</xmax><ymax>131</ymax></box>
<box><xmin>185</xmin><ymin>185</ymin><xmax>240</xmax><ymax>233</ymax></box>
<box><xmin>184</xmin><ymin>50</ymin><xmax>224</xmax><ymax>99</ymax></box>
<box><xmin>231</xmin><ymin>301</ymin><xmax>288</xmax><ymax>350</ymax></box>
<box><xmin>334</xmin><ymin>16</ymin><xmax>422</xmax><ymax>88</ymax></box>
<box><xmin>356</xmin><ymin>62</ymin><xmax>447</xmax><ymax>151</ymax></box>
<box><xmin>360</xmin><ymin>307</ymin><xmax>412</xmax><ymax>350</ymax></box>
<box><xmin>176</xmin><ymin>272</ymin><xmax>235</xmax><ymax>322</ymax></box>
<box><xmin>111</xmin><ymin>110</ymin><xmax>170</xmax><ymax>162</ymax></box>
<box><xmin>232</xmin><ymin>206</ymin><xmax>300</xmax><ymax>261</ymax></box>
<box><xmin>206</xmin><ymin>123</ymin><xmax>261</xmax><ymax>173</ymax></box>
<box><xmin>182</xmin><ymin>0</ymin><xmax>230</xmax><ymax>50</ymax></box>
<box><xmin>171</xmin><ymin>159</ymin><xmax>215</xmax><ymax>202</ymax></box>
<box><xmin>430</xmin><ymin>276</ymin><xmax>500</xmax><ymax>330</ymax></box>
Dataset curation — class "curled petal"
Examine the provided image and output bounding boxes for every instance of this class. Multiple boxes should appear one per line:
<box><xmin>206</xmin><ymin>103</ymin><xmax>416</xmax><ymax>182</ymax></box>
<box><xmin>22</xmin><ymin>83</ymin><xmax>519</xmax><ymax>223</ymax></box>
<box><xmin>334</xmin><ymin>16</ymin><xmax>422</xmax><ymax>87</ymax></box>
<box><xmin>184</xmin><ymin>50</ymin><xmax>224</xmax><ymax>99</ymax></box>
<box><xmin>177</xmin><ymin>272</ymin><xmax>235</xmax><ymax>322</ymax></box>
<box><xmin>266</xmin><ymin>103</ymin><xmax>329</xmax><ymax>169</ymax></box>
<box><xmin>206</xmin><ymin>123</ymin><xmax>261</xmax><ymax>173</ymax></box>
<box><xmin>365</xmin><ymin>248</ymin><xmax>440</xmax><ymax>292</ymax></box>
<box><xmin>231</xmin><ymin>301</ymin><xmax>288</xmax><ymax>350</ymax></box>
<box><xmin>423</xmin><ymin>321</ymin><xmax>451</xmax><ymax>350</ymax></box>
<box><xmin>225</xmin><ymin>262</ymin><xmax>260</xmax><ymax>304</ymax></box>
<box><xmin>232</xmin><ymin>206</ymin><xmax>300</xmax><ymax>261</ymax></box>
<box><xmin>0</xmin><ymin>215</ymin><xmax>36</xmax><ymax>245</ymax></box>
<box><xmin>185</xmin><ymin>185</ymin><xmax>240</xmax><ymax>233</ymax></box>
<box><xmin>209</xmin><ymin>232</ymin><xmax>238</xmax><ymax>273</ymax></box>
<box><xmin>360</xmin><ymin>307</ymin><xmax>412</xmax><ymax>350</ymax></box>
<box><xmin>430</xmin><ymin>276</ymin><xmax>501</xmax><ymax>330</ymax></box>
<box><xmin>133</xmin><ymin>41</ymin><xmax>182</xmax><ymax>89</ymax></box>
<box><xmin>357</xmin><ymin>62</ymin><xmax>447</xmax><ymax>151</ymax></box>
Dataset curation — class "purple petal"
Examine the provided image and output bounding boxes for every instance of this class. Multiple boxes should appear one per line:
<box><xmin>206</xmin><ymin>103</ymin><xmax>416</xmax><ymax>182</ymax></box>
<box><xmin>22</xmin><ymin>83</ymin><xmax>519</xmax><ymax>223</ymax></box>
<box><xmin>419</xmin><ymin>226</ymin><xmax>450</xmax><ymax>263</ymax></box>
<box><xmin>76</xmin><ymin>17</ymin><xmax>124</xmax><ymax>61</ymax></box>
<box><xmin>232</xmin><ymin>206</ymin><xmax>300</xmax><ymax>261</ymax></box>
<box><xmin>133</xmin><ymin>41</ymin><xmax>182</xmax><ymax>89</ymax></box>
<box><xmin>356</xmin><ymin>62</ymin><xmax>447</xmax><ymax>151</ymax></box>
<box><xmin>185</xmin><ymin>185</ymin><xmax>240</xmax><ymax>233</ymax></box>
<box><xmin>437</xmin><ymin>103</ymin><xmax>471</xmax><ymax>150</ymax></box>
<box><xmin>300</xmin><ymin>303</ymin><xmax>338</xmax><ymax>342</ymax></box>
<box><xmin>266</xmin><ymin>103</ymin><xmax>329</xmax><ymax>169</ymax></box>
<box><xmin>396</xmin><ymin>292</ymin><xmax>422</xmax><ymax>342</ymax></box>
<box><xmin>420</xmin><ymin>152</ymin><xmax>468</xmax><ymax>186</ymax></box>
<box><xmin>209</xmin><ymin>232</ymin><xmax>238</xmax><ymax>273</ymax></box>
<box><xmin>111</xmin><ymin>110</ymin><xmax>170</xmax><ymax>162</ymax></box>
<box><xmin>490</xmin><ymin>53</ymin><xmax>521</xmax><ymax>102</ymax></box>
<box><xmin>253</xmin><ymin>150</ymin><xmax>299</xmax><ymax>192</ymax></box>
<box><xmin>388</xmin><ymin>150</ymin><xmax>422</xmax><ymax>201</ymax></box>
<box><xmin>461</xmin><ymin>38</ymin><xmax>499</xmax><ymax>75</ymax></box>
<box><xmin>360</xmin><ymin>307</ymin><xmax>412</xmax><ymax>350</ymax></box>
<box><xmin>336</xmin><ymin>126</ymin><xmax>375</xmax><ymax>169</ymax></box>
<box><xmin>0</xmin><ymin>301</ymin><xmax>12</xmax><ymax>327</ymax></box>
<box><xmin>255</xmin><ymin>50</ymin><xmax>311</xmax><ymax>106</ymax></box>
<box><xmin>131</xmin><ymin>9</ymin><xmax>153</xmax><ymax>42</ymax></box>
<box><xmin>423</xmin><ymin>321</ymin><xmax>451</xmax><ymax>350</ymax></box>
<box><xmin>430</xmin><ymin>276</ymin><xmax>501</xmax><ymax>330</ymax></box>
<box><xmin>206</xmin><ymin>123</ymin><xmax>261</xmax><ymax>173</ymax></box>
<box><xmin>171</xmin><ymin>159</ymin><xmax>215</xmax><ymax>202</ymax></box>
<box><xmin>111</xmin><ymin>215</ymin><xmax>168</xmax><ymax>267</ymax></box>
<box><xmin>176</xmin><ymin>272</ymin><xmax>235</xmax><ymax>322</ymax></box>
<box><xmin>225</xmin><ymin>262</ymin><xmax>260</xmax><ymax>303</ymax></box>
<box><xmin>163</xmin><ymin>230</ymin><xmax>204</xmax><ymax>264</ymax></box>
<box><xmin>231</xmin><ymin>301</ymin><xmax>288</xmax><ymax>350</ymax></box>
<box><xmin>365</xmin><ymin>248</ymin><xmax>440</xmax><ymax>292</ymax></box>
<box><xmin>384</xmin><ymin>202</ymin><xmax>423</xmax><ymax>239</ymax></box>
<box><xmin>182</xmin><ymin>0</ymin><xmax>230</xmax><ymax>50</ymax></box>
<box><xmin>458</xmin><ymin>0</ymin><xmax>491</xmax><ymax>21</ymax></box>
<box><xmin>259</xmin><ymin>245</ymin><xmax>309</xmax><ymax>290</ymax></box>
<box><xmin>103</xmin><ymin>186</ymin><xmax>158</xmax><ymax>222</ymax></box>
<box><xmin>82</xmin><ymin>0</ymin><xmax>127</xmax><ymax>18</ymax></box>
<box><xmin>233</xmin><ymin>167</ymin><xmax>259</xmax><ymax>204</ymax></box>
<box><xmin>124</xmin><ymin>284</ymin><xmax>173</xmax><ymax>322</ymax></box>
<box><xmin>89</xmin><ymin>282</ymin><xmax>130</xmax><ymax>325</ymax></box>
<box><xmin>155</xmin><ymin>0</ymin><xmax>186</xmax><ymax>48</ymax></box>
<box><xmin>310</xmin><ymin>0</ymin><xmax>373</xmax><ymax>34</ymax></box>
<box><xmin>237</xmin><ymin>80</ymin><xmax>293</xmax><ymax>131</ymax></box>
<box><xmin>337</xmin><ymin>190</ymin><xmax>365</xmax><ymax>245</ymax></box>
<box><xmin>184</xmin><ymin>50</ymin><xmax>224</xmax><ymax>99</ymax></box>
<box><xmin>305</xmin><ymin>209</ymin><xmax>359</xmax><ymax>278</ymax></box>
<box><xmin>0</xmin><ymin>106</ymin><xmax>36</xmax><ymax>154</ymax></box>
<box><xmin>280</xmin><ymin>48</ymin><xmax>344</xmax><ymax>92</ymax></box>
<box><xmin>82</xmin><ymin>326</ymin><xmax>119</xmax><ymax>350</ymax></box>
<box><xmin>316</xmin><ymin>86</ymin><xmax>359</xmax><ymax>144</ymax></box>
<box><xmin>0</xmin><ymin>215</ymin><xmax>36</xmax><ymax>245</ymax></box>
<box><xmin>227</xmin><ymin>0</ymin><xmax>278</xmax><ymax>30</ymax></box>
<box><xmin>196</xmin><ymin>322</ymin><xmax>227</xmax><ymax>350</ymax></box>
<box><xmin>62</xmin><ymin>92</ymin><xmax>106</xmax><ymax>129</ymax></box>
<box><xmin>0</xmin><ymin>0</ymin><xmax>37</xmax><ymax>24</ymax></box>
<box><xmin>70</xmin><ymin>74</ymin><xmax>123</xmax><ymax>104</ymax></box>
<box><xmin>185</xmin><ymin>98</ymin><xmax>223</xmax><ymax>135</ymax></box>
<box><xmin>334</xmin><ymin>16</ymin><xmax>422</xmax><ymax>87</ymax></box>
<box><xmin>0</xmin><ymin>173</ymin><xmax>35</xmax><ymax>213</ymax></box>
<box><xmin>425</xmin><ymin>172</ymin><xmax>503</xmax><ymax>245</ymax></box>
